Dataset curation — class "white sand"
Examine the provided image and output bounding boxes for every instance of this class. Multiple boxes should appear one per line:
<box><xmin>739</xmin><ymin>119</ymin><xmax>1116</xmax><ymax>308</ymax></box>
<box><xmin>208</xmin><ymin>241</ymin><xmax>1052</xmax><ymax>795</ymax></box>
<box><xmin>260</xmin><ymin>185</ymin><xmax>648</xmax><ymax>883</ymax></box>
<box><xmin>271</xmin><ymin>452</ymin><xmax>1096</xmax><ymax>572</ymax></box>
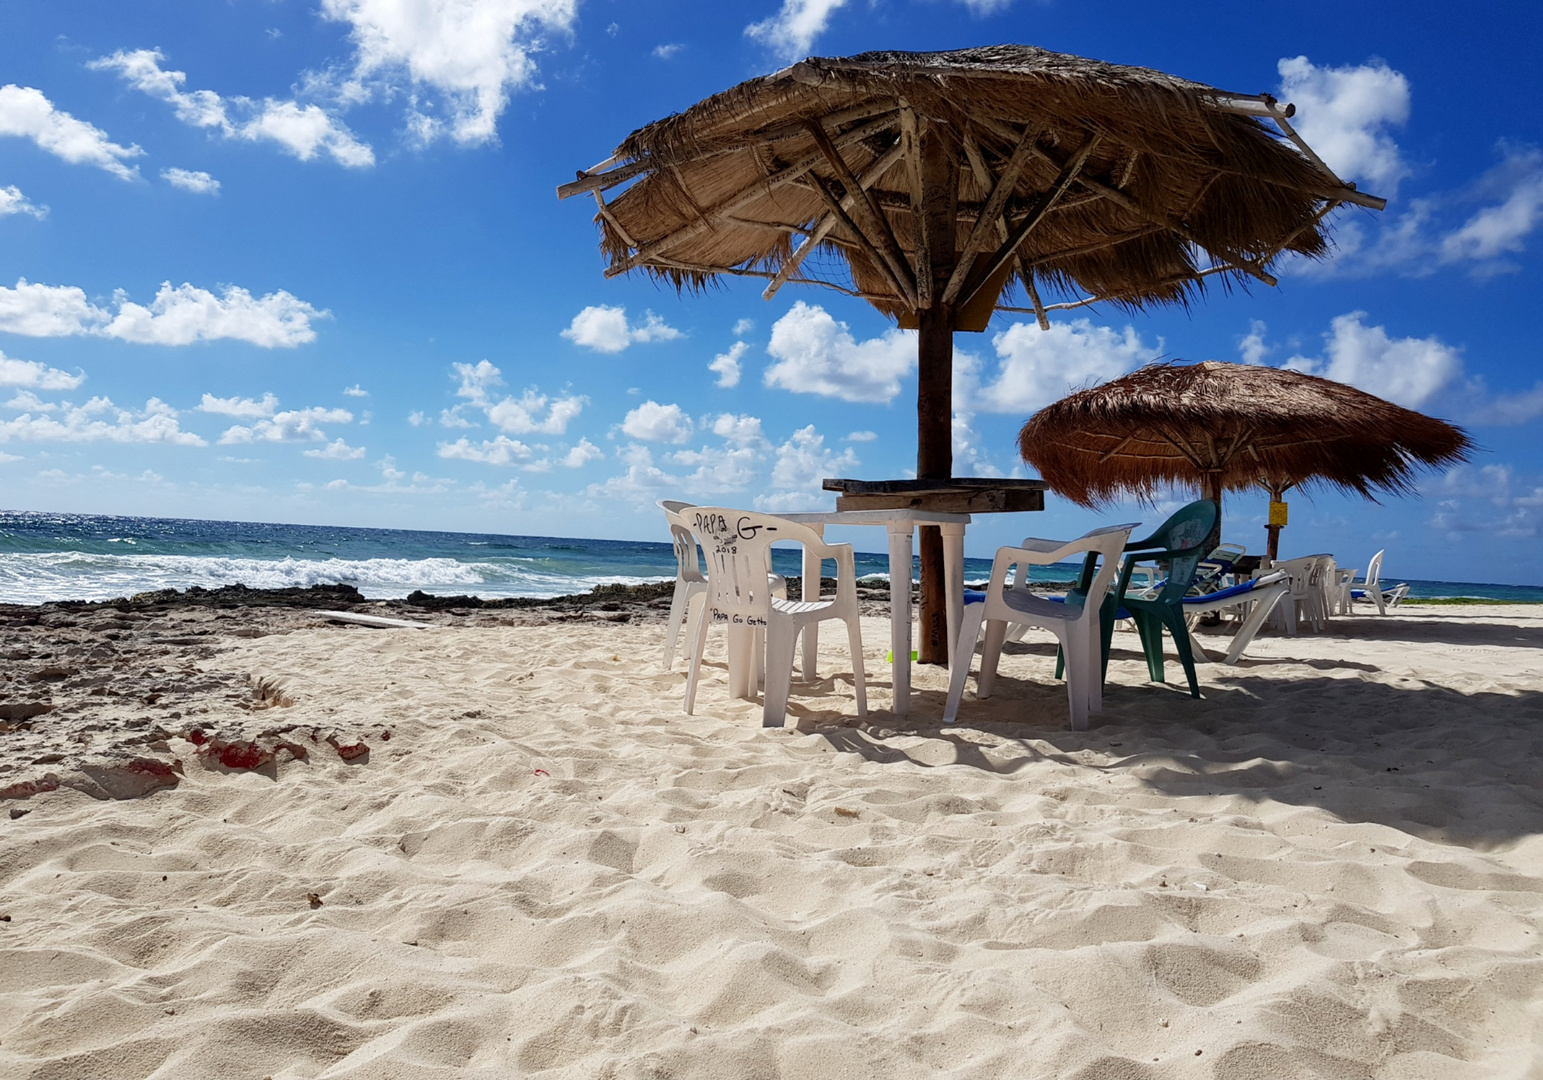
<box><xmin>3</xmin><ymin>604</ymin><xmax>1542</xmax><ymax>1078</ymax></box>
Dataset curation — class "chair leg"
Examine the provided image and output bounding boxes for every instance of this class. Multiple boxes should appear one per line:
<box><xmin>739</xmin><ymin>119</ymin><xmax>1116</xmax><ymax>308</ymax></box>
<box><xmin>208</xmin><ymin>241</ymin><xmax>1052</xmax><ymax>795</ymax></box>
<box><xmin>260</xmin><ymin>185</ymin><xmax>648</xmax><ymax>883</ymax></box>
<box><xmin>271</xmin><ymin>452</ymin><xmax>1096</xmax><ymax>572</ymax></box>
<box><xmin>1134</xmin><ymin>613</ymin><xmax>1165</xmax><ymax>683</ymax></box>
<box><xmin>762</xmin><ymin>618</ymin><xmax>797</xmax><ymax>728</ymax></box>
<box><xmin>1083</xmin><ymin>623</ymin><xmax>1104</xmax><ymax>715</ymax></box>
<box><xmin>1062</xmin><ymin>630</ymin><xmax>1089</xmax><ymax>731</ymax></box>
<box><xmin>942</xmin><ymin>604</ymin><xmax>986</xmax><ymax>723</ymax></box>
<box><xmin>978</xmin><ymin>619</ymin><xmax>1009</xmax><ymax>699</ymax></box>
<box><xmin>683</xmin><ymin>602</ymin><xmax>713</xmax><ymax>715</ymax></box>
<box><xmin>753</xmin><ymin>626</ymin><xmax>766</xmax><ymax>696</ymax></box>
<box><xmin>844</xmin><ymin>615</ymin><xmax>867</xmax><ymax>717</ymax></box>
<box><xmin>1162</xmin><ymin>609</ymin><xmax>1202</xmax><ymax>699</ymax></box>
<box><xmin>663</xmin><ymin>580</ymin><xmax>689</xmax><ymax>668</ymax></box>
<box><xmin>1099</xmin><ymin>596</ymin><xmax>1118</xmax><ymax>680</ymax></box>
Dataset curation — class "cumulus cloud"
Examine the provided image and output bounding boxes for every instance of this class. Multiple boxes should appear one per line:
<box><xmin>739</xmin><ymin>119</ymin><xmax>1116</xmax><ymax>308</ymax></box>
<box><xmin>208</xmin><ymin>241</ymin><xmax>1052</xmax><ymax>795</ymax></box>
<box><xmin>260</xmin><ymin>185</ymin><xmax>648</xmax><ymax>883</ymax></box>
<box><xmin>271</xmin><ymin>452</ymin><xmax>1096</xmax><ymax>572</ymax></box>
<box><xmin>91</xmin><ymin>49</ymin><xmax>374</xmax><ymax>168</ymax></box>
<box><xmin>0</xmin><ymin>84</ymin><xmax>142</xmax><ymax>179</ymax></box>
<box><xmin>562</xmin><ymin>305</ymin><xmax>682</xmax><ymax>353</ymax></box>
<box><xmin>437</xmin><ymin>435</ymin><xmax>537</xmax><ymax>467</ymax></box>
<box><xmin>0</xmin><ymin>396</ymin><xmax>204</xmax><ymax>446</ymax></box>
<box><xmin>844</xmin><ymin>430</ymin><xmax>877</xmax><ymax>442</ymax></box>
<box><xmin>562</xmin><ymin>438</ymin><xmax>603</xmax><ymax>468</ymax></box>
<box><xmin>162</xmin><ymin>167</ymin><xmax>220</xmax><ymax>194</ymax></box>
<box><xmin>621</xmin><ymin>400</ymin><xmax>693</xmax><ymax>443</ymax></box>
<box><xmin>1277</xmin><ymin>56</ymin><xmax>1410</xmax><ymax>193</ymax></box>
<box><xmin>219</xmin><ymin>406</ymin><xmax>353</xmax><ymax>444</ymax></box>
<box><xmin>198</xmin><ymin>392</ymin><xmax>279</xmax><ymax>418</ymax></box>
<box><xmin>756</xmin><ymin>425</ymin><xmax>859</xmax><ymax>512</ymax></box>
<box><xmin>0</xmin><ymin>351</ymin><xmax>84</xmax><ymax>391</ymax></box>
<box><xmin>763</xmin><ymin>302</ymin><xmax>915</xmax><ymax>403</ymax></box>
<box><xmin>439</xmin><ymin>360</ymin><xmax>586</xmax><ymax>435</ymax></box>
<box><xmin>1429</xmin><ymin>463</ymin><xmax>1543</xmax><ymax>538</ymax></box>
<box><xmin>0</xmin><ymin>185</ymin><xmax>47</xmax><ymax>219</ymax></box>
<box><xmin>958</xmin><ymin>318</ymin><xmax>1159</xmax><ymax>413</ymax></box>
<box><xmin>1261</xmin><ymin>313</ymin><xmax>1543</xmax><ymax>426</ymax></box>
<box><xmin>0</xmin><ymin>278</ymin><xmax>327</xmax><ymax>347</ymax></box>
<box><xmin>304</xmin><ymin>437</ymin><xmax>367</xmax><ymax>460</ymax></box>
<box><xmin>1284</xmin><ymin>312</ymin><xmax>1461</xmax><ymax>411</ymax></box>
<box><xmin>343</xmin><ymin>384</ymin><xmax>369</xmax><ymax>397</ymax></box>
<box><xmin>318</xmin><ymin>0</ymin><xmax>580</xmax><ymax>146</ymax></box>
<box><xmin>745</xmin><ymin>0</ymin><xmax>846</xmax><ymax>61</ymax></box>
<box><xmin>709</xmin><ymin>341</ymin><xmax>748</xmax><ymax>388</ymax></box>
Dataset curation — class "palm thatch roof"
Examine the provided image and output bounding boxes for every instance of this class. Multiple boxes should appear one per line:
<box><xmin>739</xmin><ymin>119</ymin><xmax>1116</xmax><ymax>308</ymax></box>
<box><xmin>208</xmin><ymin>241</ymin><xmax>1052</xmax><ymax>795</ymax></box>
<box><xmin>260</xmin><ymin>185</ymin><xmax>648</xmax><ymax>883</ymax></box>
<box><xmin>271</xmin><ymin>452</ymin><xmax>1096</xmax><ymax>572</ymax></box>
<box><xmin>1017</xmin><ymin>361</ymin><xmax>1473</xmax><ymax>507</ymax></box>
<box><xmin>558</xmin><ymin>45</ymin><xmax>1385</xmax><ymax>324</ymax></box>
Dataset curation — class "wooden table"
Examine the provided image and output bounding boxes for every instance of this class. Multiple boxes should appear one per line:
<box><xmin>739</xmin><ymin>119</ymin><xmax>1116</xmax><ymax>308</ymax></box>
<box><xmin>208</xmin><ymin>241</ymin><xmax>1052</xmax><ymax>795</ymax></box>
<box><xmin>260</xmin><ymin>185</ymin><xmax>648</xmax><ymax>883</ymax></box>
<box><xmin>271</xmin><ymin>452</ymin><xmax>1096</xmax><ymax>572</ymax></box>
<box><xmin>778</xmin><ymin>509</ymin><xmax>969</xmax><ymax>717</ymax></box>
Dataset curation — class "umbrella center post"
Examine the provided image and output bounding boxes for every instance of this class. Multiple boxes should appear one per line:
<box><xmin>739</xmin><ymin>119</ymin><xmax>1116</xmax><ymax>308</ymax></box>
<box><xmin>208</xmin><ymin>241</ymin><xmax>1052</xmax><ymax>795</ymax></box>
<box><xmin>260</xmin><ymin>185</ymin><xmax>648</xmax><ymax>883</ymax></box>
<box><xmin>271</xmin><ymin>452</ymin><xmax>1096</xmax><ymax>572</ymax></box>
<box><xmin>915</xmin><ymin>132</ymin><xmax>959</xmax><ymax>667</ymax></box>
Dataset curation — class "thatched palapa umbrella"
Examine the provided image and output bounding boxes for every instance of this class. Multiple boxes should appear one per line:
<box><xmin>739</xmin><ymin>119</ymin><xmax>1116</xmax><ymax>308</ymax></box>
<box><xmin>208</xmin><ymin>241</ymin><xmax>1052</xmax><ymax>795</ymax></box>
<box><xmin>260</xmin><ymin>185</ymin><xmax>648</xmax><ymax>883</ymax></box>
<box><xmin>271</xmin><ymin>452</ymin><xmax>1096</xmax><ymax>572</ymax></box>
<box><xmin>557</xmin><ymin>45</ymin><xmax>1386</xmax><ymax>661</ymax></box>
<box><xmin>1017</xmin><ymin>360</ymin><xmax>1473</xmax><ymax>560</ymax></box>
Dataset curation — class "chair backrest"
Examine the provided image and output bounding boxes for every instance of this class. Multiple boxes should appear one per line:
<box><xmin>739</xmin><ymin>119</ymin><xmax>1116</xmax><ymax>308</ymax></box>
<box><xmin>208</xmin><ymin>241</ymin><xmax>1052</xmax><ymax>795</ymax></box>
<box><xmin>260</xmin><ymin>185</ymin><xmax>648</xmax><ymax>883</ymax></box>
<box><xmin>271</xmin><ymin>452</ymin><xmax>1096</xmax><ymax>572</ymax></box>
<box><xmin>658</xmin><ymin>501</ymin><xmax>704</xmax><ymax>584</ymax></box>
<box><xmin>685</xmin><ymin>507</ymin><xmax>846</xmax><ymax>626</ymax></box>
<box><xmin>1121</xmin><ymin>499</ymin><xmax>1219</xmax><ymax>605</ymax></box>
<box><xmin>995</xmin><ymin>524</ymin><xmax>1136</xmax><ymax>625</ymax></box>
<box><xmin>1364</xmin><ymin>549</ymin><xmax>1384</xmax><ymax>588</ymax></box>
<box><xmin>1274</xmin><ymin>556</ymin><xmax>1318</xmax><ymax>599</ymax></box>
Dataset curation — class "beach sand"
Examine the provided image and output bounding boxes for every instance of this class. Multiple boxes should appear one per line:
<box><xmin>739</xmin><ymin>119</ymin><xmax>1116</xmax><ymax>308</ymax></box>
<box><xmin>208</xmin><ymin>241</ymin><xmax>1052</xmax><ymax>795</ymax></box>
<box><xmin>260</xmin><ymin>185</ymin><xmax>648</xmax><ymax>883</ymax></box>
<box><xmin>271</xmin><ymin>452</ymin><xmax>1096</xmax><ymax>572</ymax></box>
<box><xmin>2</xmin><ymin>596</ymin><xmax>1542</xmax><ymax>1078</ymax></box>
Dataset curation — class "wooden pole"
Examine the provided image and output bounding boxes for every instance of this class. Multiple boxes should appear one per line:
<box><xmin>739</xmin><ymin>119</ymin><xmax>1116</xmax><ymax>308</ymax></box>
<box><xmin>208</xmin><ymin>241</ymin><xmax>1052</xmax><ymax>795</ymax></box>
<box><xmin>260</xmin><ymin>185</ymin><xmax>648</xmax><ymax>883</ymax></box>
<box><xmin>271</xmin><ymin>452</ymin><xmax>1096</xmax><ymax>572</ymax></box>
<box><xmin>1264</xmin><ymin>483</ymin><xmax>1288</xmax><ymax>564</ymax></box>
<box><xmin>916</xmin><ymin>130</ymin><xmax>957</xmax><ymax>666</ymax></box>
<box><xmin>1200</xmin><ymin>471</ymin><xmax>1224</xmax><ymax>554</ymax></box>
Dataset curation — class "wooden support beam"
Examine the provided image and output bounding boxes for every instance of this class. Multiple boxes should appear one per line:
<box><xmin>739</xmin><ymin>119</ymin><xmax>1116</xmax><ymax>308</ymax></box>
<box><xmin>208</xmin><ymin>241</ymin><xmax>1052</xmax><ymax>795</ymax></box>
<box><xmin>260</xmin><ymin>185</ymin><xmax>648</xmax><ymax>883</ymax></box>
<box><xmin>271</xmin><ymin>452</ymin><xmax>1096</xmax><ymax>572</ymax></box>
<box><xmin>807</xmin><ymin>122</ymin><xmax>918</xmax><ymax>309</ymax></box>
<box><xmin>940</xmin><ymin>123</ymin><xmax>1044</xmax><ymax>306</ymax></box>
<box><xmin>808</xmin><ymin>173</ymin><xmax>915</xmax><ymax>306</ymax></box>
<box><xmin>763</xmin><ymin>139</ymin><xmax>905</xmax><ymax>300</ymax></box>
<box><xmin>899</xmin><ymin>105</ymin><xmax>932</xmax><ymax>309</ymax></box>
<box><xmin>604</xmin><ymin>115</ymin><xmax>898</xmax><ymax>277</ymax></box>
<box><xmin>558</xmin><ymin>159</ymin><xmax>648</xmax><ymax>199</ymax></box>
<box><xmin>954</xmin><ymin>133</ymin><xmax>1100</xmax><ymax>312</ymax></box>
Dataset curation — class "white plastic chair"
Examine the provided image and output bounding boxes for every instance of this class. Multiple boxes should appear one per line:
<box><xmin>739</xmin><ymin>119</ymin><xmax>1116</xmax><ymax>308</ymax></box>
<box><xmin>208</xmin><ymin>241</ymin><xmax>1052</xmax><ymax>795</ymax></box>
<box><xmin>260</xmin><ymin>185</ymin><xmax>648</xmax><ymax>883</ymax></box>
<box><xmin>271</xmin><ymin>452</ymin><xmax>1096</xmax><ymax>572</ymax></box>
<box><xmin>682</xmin><ymin>507</ymin><xmax>866</xmax><ymax>727</ymax></box>
<box><xmin>1266</xmin><ymin>555</ymin><xmax>1316</xmax><ymax>636</ymax></box>
<box><xmin>659</xmin><ymin>500</ymin><xmax>785</xmax><ymax>671</ymax></box>
<box><xmin>1349</xmin><ymin>550</ymin><xmax>1407</xmax><ymax>614</ymax></box>
<box><xmin>944</xmin><ymin>523</ymin><xmax>1137</xmax><ymax>731</ymax></box>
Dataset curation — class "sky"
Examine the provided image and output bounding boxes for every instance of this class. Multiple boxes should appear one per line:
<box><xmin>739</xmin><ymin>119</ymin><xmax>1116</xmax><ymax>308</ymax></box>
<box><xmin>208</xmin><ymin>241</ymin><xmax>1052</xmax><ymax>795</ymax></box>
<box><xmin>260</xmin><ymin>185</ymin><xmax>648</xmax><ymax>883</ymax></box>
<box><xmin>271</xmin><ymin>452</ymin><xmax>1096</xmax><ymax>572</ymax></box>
<box><xmin>1</xmin><ymin>0</ymin><xmax>1541</xmax><ymax>584</ymax></box>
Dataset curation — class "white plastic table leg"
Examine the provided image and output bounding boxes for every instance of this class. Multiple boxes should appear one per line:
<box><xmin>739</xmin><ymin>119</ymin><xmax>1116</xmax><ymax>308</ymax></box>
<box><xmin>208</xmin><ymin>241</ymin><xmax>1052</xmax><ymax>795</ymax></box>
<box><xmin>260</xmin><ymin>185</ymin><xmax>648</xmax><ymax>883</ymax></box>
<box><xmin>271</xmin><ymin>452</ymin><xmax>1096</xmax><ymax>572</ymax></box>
<box><xmin>800</xmin><ymin>525</ymin><xmax>824</xmax><ymax>682</ymax></box>
<box><xmin>940</xmin><ymin>523</ymin><xmax>965</xmax><ymax>673</ymax></box>
<box><xmin>886</xmin><ymin>523</ymin><xmax>913</xmax><ymax>717</ymax></box>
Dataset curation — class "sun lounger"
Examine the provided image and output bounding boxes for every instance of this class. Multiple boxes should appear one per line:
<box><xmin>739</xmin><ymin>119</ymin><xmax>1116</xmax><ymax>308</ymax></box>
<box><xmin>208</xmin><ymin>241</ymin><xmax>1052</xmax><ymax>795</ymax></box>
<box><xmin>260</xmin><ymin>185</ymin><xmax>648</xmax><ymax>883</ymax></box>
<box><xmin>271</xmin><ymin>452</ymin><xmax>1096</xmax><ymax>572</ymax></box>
<box><xmin>1180</xmin><ymin>571</ymin><xmax>1289</xmax><ymax>664</ymax></box>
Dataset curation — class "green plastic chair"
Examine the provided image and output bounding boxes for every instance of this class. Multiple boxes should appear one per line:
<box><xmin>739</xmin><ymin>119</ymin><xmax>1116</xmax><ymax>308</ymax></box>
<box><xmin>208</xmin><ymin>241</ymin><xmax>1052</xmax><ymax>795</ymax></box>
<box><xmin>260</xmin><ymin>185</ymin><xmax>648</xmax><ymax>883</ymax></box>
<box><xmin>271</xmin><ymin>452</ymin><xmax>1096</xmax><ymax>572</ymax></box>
<box><xmin>1056</xmin><ymin>500</ymin><xmax>1219</xmax><ymax>698</ymax></box>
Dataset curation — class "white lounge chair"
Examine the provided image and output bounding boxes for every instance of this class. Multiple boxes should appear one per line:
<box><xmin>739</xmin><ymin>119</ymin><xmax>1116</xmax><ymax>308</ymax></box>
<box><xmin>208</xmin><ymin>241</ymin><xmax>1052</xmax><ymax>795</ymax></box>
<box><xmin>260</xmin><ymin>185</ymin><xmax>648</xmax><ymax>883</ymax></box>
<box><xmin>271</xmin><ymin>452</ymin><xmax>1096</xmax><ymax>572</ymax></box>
<box><xmin>682</xmin><ymin>507</ymin><xmax>866</xmax><ymax>727</ymax></box>
<box><xmin>1180</xmin><ymin>570</ymin><xmax>1290</xmax><ymax>664</ymax></box>
<box><xmin>944</xmin><ymin>523</ymin><xmax>1136</xmax><ymax>731</ymax></box>
<box><xmin>1349</xmin><ymin>550</ymin><xmax>1409</xmax><ymax>613</ymax></box>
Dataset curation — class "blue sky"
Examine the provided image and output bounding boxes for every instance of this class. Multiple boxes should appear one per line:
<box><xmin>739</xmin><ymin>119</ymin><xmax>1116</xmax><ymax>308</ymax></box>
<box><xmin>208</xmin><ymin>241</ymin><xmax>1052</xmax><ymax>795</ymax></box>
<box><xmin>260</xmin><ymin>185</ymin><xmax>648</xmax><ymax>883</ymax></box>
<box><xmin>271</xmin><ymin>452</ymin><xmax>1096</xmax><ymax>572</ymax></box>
<box><xmin>1</xmin><ymin>0</ymin><xmax>1541</xmax><ymax>584</ymax></box>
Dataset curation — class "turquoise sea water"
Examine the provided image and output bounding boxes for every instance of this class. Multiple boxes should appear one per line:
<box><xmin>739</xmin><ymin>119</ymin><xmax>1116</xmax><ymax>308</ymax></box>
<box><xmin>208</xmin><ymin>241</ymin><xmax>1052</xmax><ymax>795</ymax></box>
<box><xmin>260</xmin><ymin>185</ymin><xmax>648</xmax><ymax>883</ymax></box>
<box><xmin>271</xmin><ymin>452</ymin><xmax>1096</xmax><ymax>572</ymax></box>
<box><xmin>1</xmin><ymin>510</ymin><xmax>1538</xmax><ymax>605</ymax></box>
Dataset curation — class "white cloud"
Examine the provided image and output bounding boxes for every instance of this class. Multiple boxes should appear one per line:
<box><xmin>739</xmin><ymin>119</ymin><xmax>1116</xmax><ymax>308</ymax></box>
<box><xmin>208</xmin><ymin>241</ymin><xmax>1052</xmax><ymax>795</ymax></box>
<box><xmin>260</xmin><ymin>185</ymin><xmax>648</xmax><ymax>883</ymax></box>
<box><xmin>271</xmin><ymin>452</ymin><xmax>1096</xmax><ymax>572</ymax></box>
<box><xmin>1285</xmin><ymin>312</ymin><xmax>1461</xmax><ymax>411</ymax></box>
<box><xmin>0</xmin><ymin>278</ymin><xmax>327</xmax><ymax>347</ymax></box>
<box><xmin>562</xmin><ymin>438</ymin><xmax>602</xmax><ymax>467</ymax></box>
<box><xmin>562</xmin><ymin>305</ymin><xmax>682</xmax><ymax>353</ymax></box>
<box><xmin>0</xmin><ymin>185</ymin><xmax>47</xmax><ymax>219</ymax></box>
<box><xmin>1277</xmin><ymin>56</ymin><xmax>1410</xmax><ymax>193</ymax></box>
<box><xmin>91</xmin><ymin>49</ymin><xmax>374</xmax><ymax>168</ymax></box>
<box><xmin>960</xmin><ymin>318</ymin><xmax>1158</xmax><ymax>413</ymax></box>
<box><xmin>709</xmin><ymin>413</ymin><xmax>768</xmax><ymax>448</ymax></box>
<box><xmin>317</xmin><ymin>0</ymin><xmax>580</xmax><ymax>146</ymax></box>
<box><xmin>956</xmin><ymin>0</ymin><xmax>1013</xmax><ymax>10</ymax></box>
<box><xmin>304</xmin><ymin>437</ymin><xmax>367</xmax><ymax>460</ymax></box>
<box><xmin>220</xmin><ymin>406</ymin><xmax>353</xmax><ymax>444</ymax></box>
<box><xmin>162</xmin><ymin>167</ymin><xmax>220</xmax><ymax>194</ymax></box>
<box><xmin>486</xmin><ymin>389</ymin><xmax>585</xmax><ymax>435</ymax></box>
<box><xmin>439</xmin><ymin>435</ymin><xmax>535</xmax><ymax>466</ymax></box>
<box><xmin>763</xmin><ymin>302</ymin><xmax>915</xmax><ymax>403</ymax></box>
<box><xmin>709</xmin><ymin>340</ymin><xmax>748</xmax><ymax>388</ymax></box>
<box><xmin>407</xmin><ymin>410</ymin><xmax>427</xmax><ymax>426</ymax></box>
<box><xmin>1430</xmin><ymin>464</ymin><xmax>1543</xmax><ymax>538</ymax></box>
<box><xmin>198</xmin><ymin>392</ymin><xmax>279</xmax><ymax>418</ymax></box>
<box><xmin>756</xmin><ymin>424</ymin><xmax>859</xmax><ymax>512</ymax></box>
<box><xmin>1305</xmin><ymin>145</ymin><xmax>1543</xmax><ymax>279</ymax></box>
<box><xmin>653</xmin><ymin>43</ymin><xmax>683</xmax><ymax>59</ymax></box>
<box><xmin>1237</xmin><ymin>319</ymin><xmax>1270</xmax><ymax>365</ymax></box>
<box><xmin>745</xmin><ymin>0</ymin><xmax>847</xmax><ymax>61</ymax></box>
<box><xmin>343</xmin><ymin>383</ymin><xmax>369</xmax><ymax>397</ymax></box>
<box><xmin>0</xmin><ymin>351</ymin><xmax>84</xmax><ymax>390</ymax></box>
<box><xmin>732</xmin><ymin>318</ymin><xmax>755</xmax><ymax>336</ymax></box>
<box><xmin>621</xmin><ymin>400</ymin><xmax>693</xmax><ymax>443</ymax></box>
<box><xmin>843</xmin><ymin>430</ymin><xmax>877</xmax><ymax>442</ymax></box>
<box><xmin>585</xmin><ymin>443</ymin><xmax>678</xmax><ymax>502</ymax></box>
<box><xmin>5</xmin><ymin>390</ymin><xmax>55</xmax><ymax>413</ymax></box>
<box><xmin>0</xmin><ymin>396</ymin><xmax>204</xmax><ymax>446</ymax></box>
<box><xmin>0</xmin><ymin>84</ymin><xmax>142</xmax><ymax>180</ymax></box>
<box><xmin>452</xmin><ymin>359</ymin><xmax>502</xmax><ymax>404</ymax></box>
<box><xmin>0</xmin><ymin>279</ymin><xmax>327</xmax><ymax>347</ymax></box>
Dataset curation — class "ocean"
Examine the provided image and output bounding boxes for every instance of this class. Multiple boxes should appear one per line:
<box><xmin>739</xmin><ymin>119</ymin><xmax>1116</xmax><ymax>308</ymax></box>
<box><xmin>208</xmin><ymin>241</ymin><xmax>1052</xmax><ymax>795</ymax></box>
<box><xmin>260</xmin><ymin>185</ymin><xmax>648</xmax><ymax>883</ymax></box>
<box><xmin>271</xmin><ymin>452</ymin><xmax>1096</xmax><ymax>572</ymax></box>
<box><xmin>1</xmin><ymin>511</ymin><xmax>1538</xmax><ymax>606</ymax></box>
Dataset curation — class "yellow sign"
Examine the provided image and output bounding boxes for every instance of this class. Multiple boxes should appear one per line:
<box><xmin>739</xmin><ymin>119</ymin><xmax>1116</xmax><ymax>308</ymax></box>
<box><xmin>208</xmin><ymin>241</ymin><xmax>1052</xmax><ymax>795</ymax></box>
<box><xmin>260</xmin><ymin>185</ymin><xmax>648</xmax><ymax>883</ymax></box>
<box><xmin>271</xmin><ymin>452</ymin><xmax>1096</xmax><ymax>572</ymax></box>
<box><xmin>1268</xmin><ymin>500</ymin><xmax>1289</xmax><ymax>526</ymax></box>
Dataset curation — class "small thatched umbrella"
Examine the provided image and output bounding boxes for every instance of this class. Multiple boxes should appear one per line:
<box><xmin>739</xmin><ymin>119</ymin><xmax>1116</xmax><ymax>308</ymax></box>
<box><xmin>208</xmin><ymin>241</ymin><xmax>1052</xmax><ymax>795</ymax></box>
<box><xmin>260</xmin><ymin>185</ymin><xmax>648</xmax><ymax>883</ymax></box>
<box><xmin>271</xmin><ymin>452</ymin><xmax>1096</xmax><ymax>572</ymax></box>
<box><xmin>1017</xmin><ymin>360</ymin><xmax>1473</xmax><ymax>559</ymax></box>
<box><xmin>558</xmin><ymin>45</ymin><xmax>1385</xmax><ymax>661</ymax></box>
